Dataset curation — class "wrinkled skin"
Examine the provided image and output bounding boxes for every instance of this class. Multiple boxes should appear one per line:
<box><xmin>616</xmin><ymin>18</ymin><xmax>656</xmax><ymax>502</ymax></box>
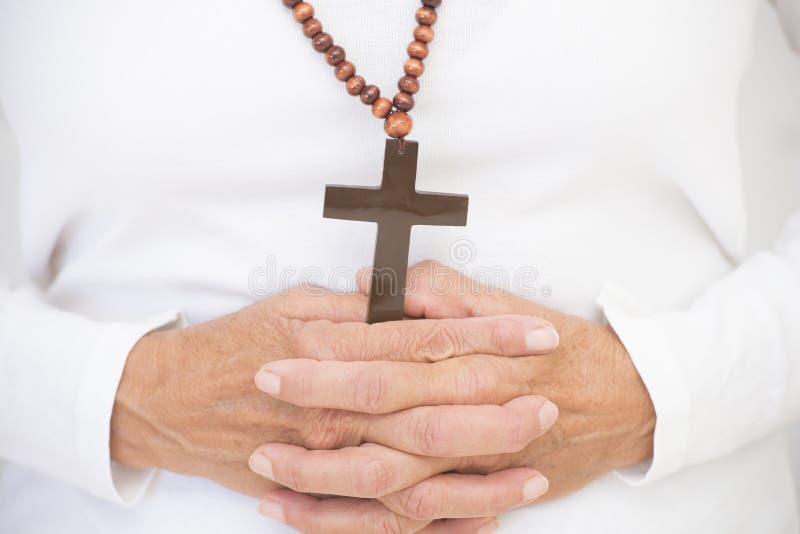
<box><xmin>244</xmin><ymin>262</ymin><xmax>656</xmax><ymax>532</ymax></box>
<box><xmin>111</xmin><ymin>274</ymin><xmax>564</xmax><ymax>533</ymax></box>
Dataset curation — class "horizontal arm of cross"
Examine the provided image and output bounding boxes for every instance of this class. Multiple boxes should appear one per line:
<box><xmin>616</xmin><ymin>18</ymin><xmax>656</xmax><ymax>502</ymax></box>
<box><xmin>323</xmin><ymin>185</ymin><xmax>384</xmax><ymax>223</ymax></box>
<box><xmin>409</xmin><ymin>191</ymin><xmax>469</xmax><ymax>227</ymax></box>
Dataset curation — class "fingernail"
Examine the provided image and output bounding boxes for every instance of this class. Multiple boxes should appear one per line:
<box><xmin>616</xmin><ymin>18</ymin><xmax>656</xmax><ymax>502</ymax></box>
<box><xmin>258</xmin><ymin>499</ymin><xmax>285</xmax><ymax>522</ymax></box>
<box><xmin>248</xmin><ymin>451</ymin><xmax>274</xmax><ymax>479</ymax></box>
<box><xmin>538</xmin><ymin>401</ymin><xmax>559</xmax><ymax>429</ymax></box>
<box><xmin>255</xmin><ymin>371</ymin><xmax>281</xmax><ymax>396</ymax></box>
<box><xmin>477</xmin><ymin>520</ymin><xmax>500</xmax><ymax>534</ymax></box>
<box><xmin>522</xmin><ymin>475</ymin><xmax>549</xmax><ymax>501</ymax></box>
<box><xmin>525</xmin><ymin>326</ymin><xmax>559</xmax><ymax>352</ymax></box>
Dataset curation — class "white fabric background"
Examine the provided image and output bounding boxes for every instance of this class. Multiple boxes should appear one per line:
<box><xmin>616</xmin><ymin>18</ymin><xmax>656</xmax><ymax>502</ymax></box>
<box><xmin>0</xmin><ymin>0</ymin><xmax>798</xmax><ymax>511</ymax></box>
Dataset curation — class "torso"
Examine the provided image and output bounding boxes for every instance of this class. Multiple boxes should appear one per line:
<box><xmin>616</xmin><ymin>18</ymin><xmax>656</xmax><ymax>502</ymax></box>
<box><xmin>3</xmin><ymin>1</ymin><xmax>797</xmax><ymax>532</ymax></box>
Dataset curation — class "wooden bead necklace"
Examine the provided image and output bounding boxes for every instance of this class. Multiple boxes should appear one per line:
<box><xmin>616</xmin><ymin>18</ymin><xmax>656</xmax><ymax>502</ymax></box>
<box><xmin>281</xmin><ymin>0</ymin><xmax>442</xmax><ymax>143</ymax></box>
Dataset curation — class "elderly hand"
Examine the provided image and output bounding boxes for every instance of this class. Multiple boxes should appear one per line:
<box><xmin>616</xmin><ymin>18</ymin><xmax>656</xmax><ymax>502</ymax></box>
<box><xmin>249</xmin><ymin>261</ymin><xmax>655</xmax><ymax>532</ymax></box>
<box><xmin>112</xmin><ymin>279</ymin><xmax>560</xmax><ymax>533</ymax></box>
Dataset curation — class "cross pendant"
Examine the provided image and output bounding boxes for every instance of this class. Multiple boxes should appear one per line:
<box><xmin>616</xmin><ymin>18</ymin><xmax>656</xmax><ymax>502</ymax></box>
<box><xmin>324</xmin><ymin>139</ymin><xmax>469</xmax><ymax>324</ymax></box>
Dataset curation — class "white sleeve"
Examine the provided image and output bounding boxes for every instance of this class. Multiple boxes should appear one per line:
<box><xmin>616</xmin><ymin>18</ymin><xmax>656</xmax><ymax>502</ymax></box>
<box><xmin>599</xmin><ymin>212</ymin><xmax>800</xmax><ymax>483</ymax></box>
<box><xmin>0</xmin><ymin>284</ymin><xmax>181</xmax><ymax>504</ymax></box>
<box><xmin>776</xmin><ymin>0</ymin><xmax>800</xmax><ymax>52</ymax></box>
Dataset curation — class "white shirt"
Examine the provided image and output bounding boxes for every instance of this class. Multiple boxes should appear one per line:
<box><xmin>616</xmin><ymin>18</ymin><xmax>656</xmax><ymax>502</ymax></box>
<box><xmin>1</xmin><ymin>1</ymin><xmax>799</xmax><ymax>533</ymax></box>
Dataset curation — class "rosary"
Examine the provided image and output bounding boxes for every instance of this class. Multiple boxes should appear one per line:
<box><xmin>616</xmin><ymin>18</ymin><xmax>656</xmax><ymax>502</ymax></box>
<box><xmin>281</xmin><ymin>0</ymin><xmax>469</xmax><ymax>323</ymax></box>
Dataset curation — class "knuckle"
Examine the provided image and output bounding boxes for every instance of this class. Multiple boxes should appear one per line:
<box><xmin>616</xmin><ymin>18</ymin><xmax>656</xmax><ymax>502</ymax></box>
<box><xmin>354</xmin><ymin>459</ymin><xmax>395</xmax><ymax>497</ymax></box>
<box><xmin>285</xmin><ymin>462</ymin><xmax>310</xmax><ymax>492</ymax></box>
<box><xmin>371</xmin><ymin>323</ymin><xmax>403</xmax><ymax>359</ymax></box>
<box><xmin>303</xmin><ymin>409</ymin><xmax>357</xmax><ymax>449</ymax></box>
<box><xmin>412</xmin><ymin>410</ymin><xmax>449</xmax><ymax>455</ymax></box>
<box><xmin>452</xmin><ymin>363</ymin><xmax>489</xmax><ymax>399</ymax></box>
<box><xmin>290</xmin><ymin>321</ymin><xmax>331</xmax><ymax>359</ymax></box>
<box><xmin>334</xmin><ymin>323</ymin><xmax>370</xmax><ymax>361</ymax></box>
<box><xmin>397</xmin><ymin>483</ymin><xmax>442</xmax><ymax>521</ymax></box>
<box><xmin>490</xmin><ymin>319</ymin><xmax>514</xmax><ymax>354</ymax></box>
<box><xmin>420</xmin><ymin>324</ymin><xmax>464</xmax><ymax>361</ymax></box>
<box><xmin>351</xmin><ymin>369</ymin><xmax>386</xmax><ymax>413</ymax></box>
<box><xmin>372</xmin><ymin>513</ymin><xmax>404</xmax><ymax>534</ymax></box>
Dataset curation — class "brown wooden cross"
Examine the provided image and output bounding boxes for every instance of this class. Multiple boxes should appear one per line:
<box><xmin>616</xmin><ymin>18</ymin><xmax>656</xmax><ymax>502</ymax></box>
<box><xmin>324</xmin><ymin>139</ymin><xmax>469</xmax><ymax>323</ymax></box>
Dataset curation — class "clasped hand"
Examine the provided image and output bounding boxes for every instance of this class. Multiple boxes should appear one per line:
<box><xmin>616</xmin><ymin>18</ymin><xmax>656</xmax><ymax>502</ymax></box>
<box><xmin>113</xmin><ymin>261</ymin><xmax>654</xmax><ymax>534</ymax></box>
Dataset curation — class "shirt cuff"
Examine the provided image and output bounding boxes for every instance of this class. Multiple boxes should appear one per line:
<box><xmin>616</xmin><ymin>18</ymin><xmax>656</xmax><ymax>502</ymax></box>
<box><xmin>597</xmin><ymin>283</ymin><xmax>691</xmax><ymax>485</ymax></box>
<box><xmin>75</xmin><ymin>310</ymin><xmax>183</xmax><ymax>505</ymax></box>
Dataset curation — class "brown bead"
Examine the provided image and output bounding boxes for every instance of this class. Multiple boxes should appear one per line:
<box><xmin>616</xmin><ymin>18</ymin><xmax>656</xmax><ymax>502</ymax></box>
<box><xmin>293</xmin><ymin>2</ymin><xmax>314</xmax><ymax>22</ymax></box>
<box><xmin>372</xmin><ymin>97</ymin><xmax>393</xmax><ymax>119</ymax></box>
<box><xmin>312</xmin><ymin>32</ymin><xmax>333</xmax><ymax>52</ymax></box>
<box><xmin>416</xmin><ymin>7</ymin><xmax>437</xmax><ymax>26</ymax></box>
<box><xmin>360</xmin><ymin>85</ymin><xmax>380</xmax><ymax>105</ymax></box>
<box><xmin>346</xmin><ymin>75</ymin><xmax>365</xmax><ymax>96</ymax></box>
<box><xmin>283</xmin><ymin>0</ymin><xmax>301</xmax><ymax>7</ymax></box>
<box><xmin>334</xmin><ymin>61</ymin><xmax>356</xmax><ymax>81</ymax></box>
<box><xmin>422</xmin><ymin>0</ymin><xmax>442</xmax><ymax>7</ymax></box>
<box><xmin>384</xmin><ymin>111</ymin><xmax>413</xmax><ymax>139</ymax></box>
<box><xmin>413</xmin><ymin>25</ymin><xmax>434</xmax><ymax>43</ymax></box>
<box><xmin>325</xmin><ymin>45</ymin><xmax>346</xmax><ymax>65</ymax></box>
<box><xmin>398</xmin><ymin>75</ymin><xmax>420</xmax><ymax>94</ymax></box>
<box><xmin>302</xmin><ymin>18</ymin><xmax>322</xmax><ymax>38</ymax></box>
<box><xmin>407</xmin><ymin>40</ymin><xmax>429</xmax><ymax>60</ymax></box>
<box><xmin>404</xmin><ymin>58</ymin><xmax>425</xmax><ymax>77</ymax></box>
<box><xmin>393</xmin><ymin>92</ymin><xmax>415</xmax><ymax>112</ymax></box>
